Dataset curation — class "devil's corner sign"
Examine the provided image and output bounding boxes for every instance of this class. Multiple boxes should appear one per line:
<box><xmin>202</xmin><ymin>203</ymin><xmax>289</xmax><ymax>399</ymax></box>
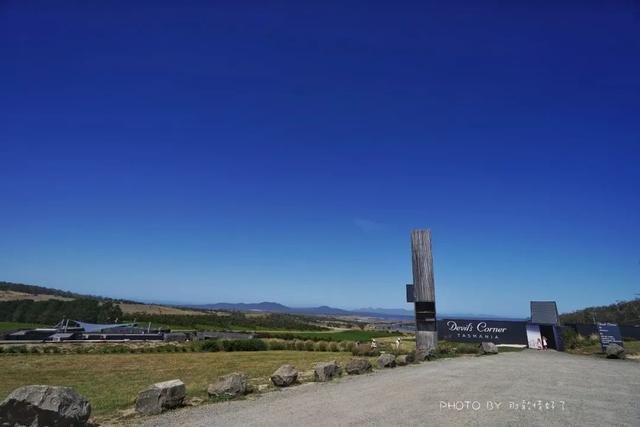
<box><xmin>438</xmin><ymin>319</ymin><xmax>528</xmax><ymax>345</ymax></box>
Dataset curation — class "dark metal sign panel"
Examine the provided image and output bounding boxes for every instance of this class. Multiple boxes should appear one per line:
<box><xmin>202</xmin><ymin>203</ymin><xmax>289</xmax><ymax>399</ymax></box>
<box><xmin>437</xmin><ymin>319</ymin><xmax>528</xmax><ymax>344</ymax></box>
<box><xmin>406</xmin><ymin>284</ymin><xmax>415</xmax><ymax>303</ymax></box>
<box><xmin>597</xmin><ymin>322</ymin><xmax>623</xmax><ymax>350</ymax></box>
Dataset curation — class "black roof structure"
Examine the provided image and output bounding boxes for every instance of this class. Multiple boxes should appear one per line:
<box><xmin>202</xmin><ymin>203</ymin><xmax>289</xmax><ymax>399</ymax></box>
<box><xmin>530</xmin><ymin>301</ymin><xmax>560</xmax><ymax>325</ymax></box>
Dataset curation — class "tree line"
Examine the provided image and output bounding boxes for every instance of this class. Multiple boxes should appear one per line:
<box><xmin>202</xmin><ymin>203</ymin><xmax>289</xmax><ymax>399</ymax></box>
<box><xmin>560</xmin><ymin>298</ymin><xmax>640</xmax><ymax>325</ymax></box>
<box><xmin>0</xmin><ymin>281</ymin><xmax>331</xmax><ymax>331</ymax></box>
<box><xmin>0</xmin><ymin>299</ymin><xmax>123</xmax><ymax>325</ymax></box>
<box><xmin>0</xmin><ymin>281</ymin><xmax>138</xmax><ymax>303</ymax></box>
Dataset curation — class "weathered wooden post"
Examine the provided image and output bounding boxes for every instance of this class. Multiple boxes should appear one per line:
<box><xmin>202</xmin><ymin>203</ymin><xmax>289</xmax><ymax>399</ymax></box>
<box><xmin>411</xmin><ymin>229</ymin><xmax>437</xmax><ymax>354</ymax></box>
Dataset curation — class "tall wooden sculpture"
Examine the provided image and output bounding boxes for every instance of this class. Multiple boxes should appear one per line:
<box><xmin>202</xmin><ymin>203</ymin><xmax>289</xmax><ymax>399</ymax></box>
<box><xmin>411</xmin><ymin>229</ymin><xmax>437</xmax><ymax>353</ymax></box>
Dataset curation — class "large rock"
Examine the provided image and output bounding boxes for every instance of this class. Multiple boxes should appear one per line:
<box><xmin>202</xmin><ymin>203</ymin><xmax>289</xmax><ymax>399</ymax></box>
<box><xmin>479</xmin><ymin>342</ymin><xmax>499</xmax><ymax>355</ymax></box>
<box><xmin>270</xmin><ymin>364</ymin><xmax>298</xmax><ymax>387</ymax></box>
<box><xmin>313</xmin><ymin>361</ymin><xmax>342</xmax><ymax>382</ymax></box>
<box><xmin>376</xmin><ymin>353</ymin><xmax>396</xmax><ymax>368</ymax></box>
<box><xmin>605</xmin><ymin>343</ymin><xmax>626</xmax><ymax>359</ymax></box>
<box><xmin>345</xmin><ymin>358</ymin><xmax>372</xmax><ymax>375</ymax></box>
<box><xmin>135</xmin><ymin>379</ymin><xmax>186</xmax><ymax>415</ymax></box>
<box><xmin>415</xmin><ymin>348</ymin><xmax>436</xmax><ymax>361</ymax></box>
<box><xmin>207</xmin><ymin>372</ymin><xmax>248</xmax><ymax>399</ymax></box>
<box><xmin>0</xmin><ymin>385</ymin><xmax>91</xmax><ymax>427</ymax></box>
<box><xmin>396</xmin><ymin>355</ymin><xmax>409</xmax><ymax>366</ymax></box>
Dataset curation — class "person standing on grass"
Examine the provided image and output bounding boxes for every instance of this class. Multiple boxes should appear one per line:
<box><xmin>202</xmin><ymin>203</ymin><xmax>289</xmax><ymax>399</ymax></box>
<box><xmin>370</xmin><ymin>338</ymin><xmax>377</xmax><ymax>350</ymax></box>
<box><xmin>395</xmin><ymin>337</ymin><xmax>401</xmax><ymax>352</ymax></box>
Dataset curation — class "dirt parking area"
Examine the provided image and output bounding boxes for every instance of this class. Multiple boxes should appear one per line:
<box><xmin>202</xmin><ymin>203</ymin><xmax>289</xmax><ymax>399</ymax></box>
<box><xmin>137</xmin><ymin>350</ymin><xmax>639</xmax><ymax>426</ymax></box>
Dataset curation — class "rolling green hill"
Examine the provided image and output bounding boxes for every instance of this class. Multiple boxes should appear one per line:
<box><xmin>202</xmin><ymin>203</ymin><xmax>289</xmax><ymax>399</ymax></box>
<box><xmin>560</xmin><ymin>298</ymin><xmax>640</xmax><ymax>325</ymax></box>
<box><xmin>0</xmin><ymin>281</ymin><xmax>136</xmax><ymax>303</ymax></box>
<box><xmin>0</xmin><ymin>281</ymin><xmax>328</xmax><ymax>332</ymax></box>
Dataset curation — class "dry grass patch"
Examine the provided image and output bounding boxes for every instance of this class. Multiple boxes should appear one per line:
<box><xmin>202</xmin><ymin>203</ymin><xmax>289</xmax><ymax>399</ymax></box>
<box><xmin>118</xmin><ymin>303</ymin><xmax>207</xmax><ymax>316</ymax></box>
<box><xmin>0</xmin><ymin>351</ymin><xmax>356</xmax><ymax>420</ymax></box>
<box><xmin>566</xmin><ymin>340</ymin><xmax>640</xmax><ymax>357</ymax></box>
<box><xmin>0</xmin><ymin>290</ymin><xmax>73</xmax><ymax>302</ymax></box>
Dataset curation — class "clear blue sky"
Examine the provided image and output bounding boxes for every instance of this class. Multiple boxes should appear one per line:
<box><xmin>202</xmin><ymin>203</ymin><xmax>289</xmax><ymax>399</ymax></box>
<box><xmin>1</xmin><ymin>1</ymin><xmax>638</xmax><ymax>316</ymax></box>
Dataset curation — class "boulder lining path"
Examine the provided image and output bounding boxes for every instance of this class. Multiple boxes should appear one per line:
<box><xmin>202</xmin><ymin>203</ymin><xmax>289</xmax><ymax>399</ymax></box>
<box><xmin>137</xmin><ymin>350</ymin><xmax>639</xmax><ymax>426</ymax></box>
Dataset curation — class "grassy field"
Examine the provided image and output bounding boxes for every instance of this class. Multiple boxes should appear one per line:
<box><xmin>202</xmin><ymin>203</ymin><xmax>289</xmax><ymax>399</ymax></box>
<box><xmin>0</xmin><ymin>321</ymin><xmax>48</xmax><ymax>332</ymax></box>
<box><xmin>0</xmin><ymin>337</ymin><xmax>524</xmax><ymax>422</ymax></box>
<box><xmin>257</xmin><ymin>330</ymin><xmax>400</xmax><ymax>342</ymax></box>
<box><xmin>0</xmin><ymin>351</ymin><xmax>357</xmax><ymax>420</ymax></box>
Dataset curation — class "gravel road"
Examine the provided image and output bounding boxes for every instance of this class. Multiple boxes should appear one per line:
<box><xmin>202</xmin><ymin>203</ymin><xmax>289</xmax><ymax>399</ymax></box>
<box><xmin>137</xmin><ymin>350</ymin><xmax>639</xmax><ymax>427</ymax></box>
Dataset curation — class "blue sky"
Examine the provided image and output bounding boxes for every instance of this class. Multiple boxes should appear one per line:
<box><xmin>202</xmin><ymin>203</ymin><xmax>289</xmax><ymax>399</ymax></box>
<box><xmin>1</xmin><ymin>1</ymin><xmax>638</xmax><ymax>316</ymax></box>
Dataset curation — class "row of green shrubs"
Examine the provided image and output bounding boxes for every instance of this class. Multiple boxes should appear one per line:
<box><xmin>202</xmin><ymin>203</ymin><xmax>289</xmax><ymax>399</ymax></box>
<box><xmin>436</xmin><ymin>341</ymin><xmax>482</xmax><ymax>355</ymax></box>
<box><xmin>267</xmin><ymin>339</ymin><xmax>405</xmax><ymax>356</ymax></box>
<box><xmin>561</xmin><ymin>329</ymin><xmax>601</xmax><ymax>350</ymax></box>
<box><xmin>0</xmin><ymin>340</ymin><xmax>271</xmax><ymax>355</ymax></box>
<box><xmin>266</xmin><ymin>339</ymin><xmax>350</xmax><ymax>352</ymax></box>
<box><xmin>0</xmin><ymin>345</ymin><xmax>64</xmax><ymax>354</ymax></box>
<box><xmin>198</xmin><ymin>339</ymin><xmax>486</xmax><ymax>357</ymax></box>
<box><xmin>197</xmin><ymin>339</ymin><xmax>358</xmax><ymax>353</ymax></box>
<box><xmin>1</xmin><ymin>339</ymin><xmax>505</xmax><ymax>357</ymax></box>
<box><xmin>0</xmin><ymin>344</ymin><xmax>194</xmax><ymax>355</ymax></box>
<box><xmin>255</xmin><ymin>330</ymin><xmax>394</xmax><ymax>342</ymax></box>
<box><xmin>196</xmin><ymin>339</ymin><xmax>268</xmax><ymax>352</ymax></box>
<box><xmin>0</xmin><ymin>339</ymin><xmax>358</xmax><ymax>355</ymax></box>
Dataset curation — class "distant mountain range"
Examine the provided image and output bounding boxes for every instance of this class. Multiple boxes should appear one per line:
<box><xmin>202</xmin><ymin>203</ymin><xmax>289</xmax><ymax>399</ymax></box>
<box><xmin>187</xmin><ymin>302</ymin><xmax>415</xmax><ymax>320</ymax></box>
<box><xmin>8</xmin><ymin>280</ymin><xmax>639</xmax><ymax>324</ymax></box>
<box><xmin>185</xmin><ymin>302</ymin><xmax>528</xmax><ymax>321</ymax></box>
<box><xmin>2</xmin><ymin>280</ymin><xmax>530</xmax><ymax>321</ymax></box>
<box><xmin>355</xmin><ymin>307</ymin><xmax>415</xmax><ymax>317</ymax></box>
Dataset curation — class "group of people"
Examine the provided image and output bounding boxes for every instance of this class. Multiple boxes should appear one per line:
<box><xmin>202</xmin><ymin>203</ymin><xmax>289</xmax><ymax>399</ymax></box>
<box><xmin>536</xmin><ymin>336</ymin><xmax>549</xmax><ymax>350</ymax></box>
<box><xmin>355</xmin><ymin>337</ymin><xmax>402</xmax><ymax>351</ymax></box>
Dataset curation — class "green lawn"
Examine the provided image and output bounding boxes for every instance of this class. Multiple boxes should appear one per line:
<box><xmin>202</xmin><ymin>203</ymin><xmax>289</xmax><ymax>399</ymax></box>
<box><xmin>0</xmin><ymin>321</ymin><xmax>48</xmax><ymax>332</ymax></box>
